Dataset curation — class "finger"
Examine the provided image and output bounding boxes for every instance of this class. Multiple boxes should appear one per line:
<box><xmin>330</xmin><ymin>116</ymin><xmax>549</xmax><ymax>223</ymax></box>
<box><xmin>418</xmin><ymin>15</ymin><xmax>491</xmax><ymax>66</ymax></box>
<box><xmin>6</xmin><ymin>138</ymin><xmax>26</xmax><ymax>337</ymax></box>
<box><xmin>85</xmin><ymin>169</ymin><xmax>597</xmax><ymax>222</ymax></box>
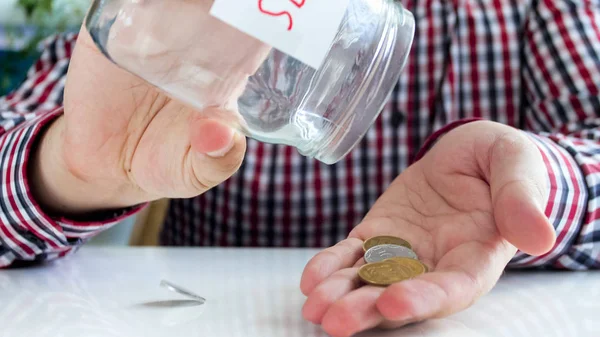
<box><xmin>302</xmin><ymin>268</ymin><xmax>361</xmax><ymax>324</ymax></box>
<box><xmin>488</xmin><ymin>132</ymin><xmax>555</xmax><ymax>255</ymax></box>
<box><xmin>353</xmin><ymin>258</ymin><xmax>367</xmax><ymax>268</ymax></box>
<box><xmin>191</xmin><ymin>112</ymin><xmax>238</xmax><ymax>156</ymax></box>
<box><xmin>189</xmin><ymin>113</ymin><xmax>246</xmax><ymax>191</ymax></box>
<box><xmin>300</xmin><ymin>238</ymin><xmax>364</xmax><ymax>296</ymax></box>
<box><xmin>377</xmin><ymin>241</ymin><xmax>512</xmax><ymax>322</ymax></box>
<box><xmin>321</xmin><ymin>286</ymin><xmax>385</xmax><ymax>337</ymax></box>
<box><xmin>376</xmin><ymin>271</ymin><xmax>474</xmax><ymax>323</ymax></box>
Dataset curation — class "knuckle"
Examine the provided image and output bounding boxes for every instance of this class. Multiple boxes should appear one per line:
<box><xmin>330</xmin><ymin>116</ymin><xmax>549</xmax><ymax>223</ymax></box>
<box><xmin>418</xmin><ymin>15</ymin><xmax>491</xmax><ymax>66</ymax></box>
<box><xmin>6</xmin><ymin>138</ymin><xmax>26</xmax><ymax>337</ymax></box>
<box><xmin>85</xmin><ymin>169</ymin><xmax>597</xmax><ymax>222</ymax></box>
<box><xmin>302</xmin><ymin>254</ymin><xmax>331</xmax><ymax>282</ymax></box>
<box><xmin>321</xmin><ymin>248</ymin><xmax>345</xmax><ymax>269</ymax></box>
<box><xmin>332</xmin><ymin>299</ymin><xmax>360</xmax><ymax>329</ymax></box>
<box><xmin>191</xmin><ymin>137</ymin><xmax>246</xmax><ymax>192</ymax></box>
<box><xmin>196</xmin><ymin>170</ymin><xmax>226</xmax><ymax>189</ymax></box>
<box><xmin>334</xmin><ymin>239</ymin><xmax>356</xmax><ymax>255</ymax></box>
<box><xmin>192</xmin><ymin>158</ymin><xmax>244</xmax><ymax>193</ymax></box>
<box><xmin>311</xmin><ymin>285</ymin><xmax>332</xmax><ymax>304</ymax></box>
<box><xmin>189</xmin><ymin>167</ymin><xmax>216</xmax><ymax>193</ymax></box>
<box><xmin>303</xmin><ymin>257</ymin><xmax>321</xmax><ymax>277</ymax></box>
<box><xmin>344</xmin><ymin>235</ymin><xmax>364</xmax><ymax>248</ymax></box>
<box><xmin>491</xmin><ymin>131</ymin><xmax>529</xmax><ymax>158</ymax></box>
<box><xmin>220</xmin><ymin>155</ymin><xmax>244</xmax><ymax>175</ymax></box>
<box><xmin>211</xmin><ymin>144</ymin><xmax>246</xmax><ymax>177</ymax></box>
<box><xmin>190</xmin><ymin>172</ymin><xmax>214</xmax><ymax>192</ymax></box>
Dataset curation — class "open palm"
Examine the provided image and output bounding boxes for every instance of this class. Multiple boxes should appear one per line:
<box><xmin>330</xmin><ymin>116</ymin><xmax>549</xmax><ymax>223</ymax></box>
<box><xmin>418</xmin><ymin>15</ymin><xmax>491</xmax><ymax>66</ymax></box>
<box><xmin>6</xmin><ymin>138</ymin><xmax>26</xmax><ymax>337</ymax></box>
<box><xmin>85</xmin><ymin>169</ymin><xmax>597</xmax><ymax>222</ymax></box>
<box><xmin>300</xmin><ymin>121</ymin><xmax>556</xmax><ymax>337</ymax></box>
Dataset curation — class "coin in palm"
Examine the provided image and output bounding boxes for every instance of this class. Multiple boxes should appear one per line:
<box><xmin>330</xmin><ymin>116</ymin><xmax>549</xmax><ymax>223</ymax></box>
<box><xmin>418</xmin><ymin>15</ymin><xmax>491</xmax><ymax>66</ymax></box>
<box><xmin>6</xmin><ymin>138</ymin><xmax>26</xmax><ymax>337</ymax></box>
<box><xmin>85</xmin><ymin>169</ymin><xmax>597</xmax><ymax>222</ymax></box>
<box><xmin>358</xmin><ymin>259</ymin><xmax>424</xmax><ymax>286</ymax></box>
<box><xmin>383</xmin><ymin>257</ymin><xmax>428</xmax><ymax>275</ymax></box>
<box><xmin>364</xmin><ymin>244</ymin><xmax>418</xmax><ymax>263</ymax></box>
<box><xmin>363</xmin><ymin>236</ymin><xmax>412</xmax><ymax>251</ymax></box>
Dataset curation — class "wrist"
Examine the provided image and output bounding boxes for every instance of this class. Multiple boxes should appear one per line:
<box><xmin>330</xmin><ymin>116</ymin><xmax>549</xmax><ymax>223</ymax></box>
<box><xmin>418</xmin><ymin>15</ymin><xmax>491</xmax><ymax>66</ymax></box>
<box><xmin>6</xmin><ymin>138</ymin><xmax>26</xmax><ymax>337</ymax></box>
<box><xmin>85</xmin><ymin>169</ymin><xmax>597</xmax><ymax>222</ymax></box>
<box><xmin>29</xmin><ymin>116</ymin><xmax>139</xmax><ymax>216</ymax></box>
<box><xmin>414</xmin><ymin>118</ymin><xmax>482</xmax><ymax>162</ymax></box>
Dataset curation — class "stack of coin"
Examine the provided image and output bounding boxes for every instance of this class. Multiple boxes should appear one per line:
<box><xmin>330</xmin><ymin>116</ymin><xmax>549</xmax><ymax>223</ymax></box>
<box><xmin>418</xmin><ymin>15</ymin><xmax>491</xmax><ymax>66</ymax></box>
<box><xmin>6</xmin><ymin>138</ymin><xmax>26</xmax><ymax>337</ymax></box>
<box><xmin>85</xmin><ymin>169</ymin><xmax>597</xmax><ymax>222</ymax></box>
<box><xmin>358</xmin><ymin>236</ymin><xmax>429</xmax><ymax>286</ymax></box>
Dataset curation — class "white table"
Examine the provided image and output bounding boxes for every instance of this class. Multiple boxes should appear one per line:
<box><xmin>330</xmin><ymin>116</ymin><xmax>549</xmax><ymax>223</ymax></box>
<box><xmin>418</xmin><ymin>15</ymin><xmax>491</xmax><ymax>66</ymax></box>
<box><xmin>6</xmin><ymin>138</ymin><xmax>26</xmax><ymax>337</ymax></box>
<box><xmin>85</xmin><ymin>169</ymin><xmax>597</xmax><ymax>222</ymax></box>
<box><xmin>1</xmin><ymin>247</ymin><xmax>599</xmax><ymax>337</ymax></box>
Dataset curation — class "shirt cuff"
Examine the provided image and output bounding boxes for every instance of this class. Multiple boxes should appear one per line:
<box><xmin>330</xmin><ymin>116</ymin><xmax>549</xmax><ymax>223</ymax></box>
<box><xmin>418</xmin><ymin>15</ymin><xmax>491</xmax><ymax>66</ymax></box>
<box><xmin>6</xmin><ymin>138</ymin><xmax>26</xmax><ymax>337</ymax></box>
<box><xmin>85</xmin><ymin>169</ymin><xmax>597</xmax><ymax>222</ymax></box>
<box><xmin>0</xmin><ymin>108</ymin><xmax>143</xmax><ymax>268</ymax></box>
<box><xmin>508</xmin><ymin>133</ymin><xmax>588</xmax><ymax>269</ymax></box>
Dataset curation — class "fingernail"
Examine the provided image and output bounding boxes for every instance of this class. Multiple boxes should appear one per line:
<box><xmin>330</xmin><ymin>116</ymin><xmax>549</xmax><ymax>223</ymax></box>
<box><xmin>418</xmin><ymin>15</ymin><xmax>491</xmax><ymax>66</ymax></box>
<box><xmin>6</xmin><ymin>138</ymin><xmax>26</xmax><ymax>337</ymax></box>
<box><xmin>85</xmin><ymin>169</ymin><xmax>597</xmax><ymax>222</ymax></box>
<box><xmin>205</xmin><ymin>129</ymin><xmax>235</xmax><ymax>158</ymax></box>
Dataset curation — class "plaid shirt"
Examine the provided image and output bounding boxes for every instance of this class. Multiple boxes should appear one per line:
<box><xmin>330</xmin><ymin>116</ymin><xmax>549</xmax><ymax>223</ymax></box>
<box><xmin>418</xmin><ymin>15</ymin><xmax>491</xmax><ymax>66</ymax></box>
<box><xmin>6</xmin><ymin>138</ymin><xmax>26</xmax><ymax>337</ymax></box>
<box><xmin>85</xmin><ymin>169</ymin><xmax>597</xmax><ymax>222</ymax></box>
<box><xmin>0</xmin><ymin>0</ymin><xmax>599</xmax><ymax>270</ymax></box>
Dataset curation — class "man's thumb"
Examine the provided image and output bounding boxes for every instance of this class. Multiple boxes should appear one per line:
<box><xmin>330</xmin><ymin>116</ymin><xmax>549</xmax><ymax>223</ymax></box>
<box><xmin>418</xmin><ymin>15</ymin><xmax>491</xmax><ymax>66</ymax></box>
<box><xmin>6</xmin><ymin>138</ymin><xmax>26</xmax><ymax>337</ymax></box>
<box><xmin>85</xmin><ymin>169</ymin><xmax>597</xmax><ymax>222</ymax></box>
<box><xmin>488</xmin><ymin>132</ymin><xmax>556</xmax><ymax>256</ymax></box>
<box><xmin>189</xmin><ymin>113</ymin><xmax>246</xmax><ymax>191</ymax></box>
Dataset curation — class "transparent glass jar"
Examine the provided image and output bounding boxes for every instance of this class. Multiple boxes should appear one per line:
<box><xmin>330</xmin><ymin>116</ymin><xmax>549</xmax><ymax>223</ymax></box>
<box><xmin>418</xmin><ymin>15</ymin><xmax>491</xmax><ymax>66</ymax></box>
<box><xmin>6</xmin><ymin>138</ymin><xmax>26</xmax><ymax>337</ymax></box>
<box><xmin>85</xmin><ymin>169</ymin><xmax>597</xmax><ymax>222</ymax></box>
<box><xmin>86</xmin><ymin>0</ymin><xmax>414</xmax><ymax>164</ymax></box>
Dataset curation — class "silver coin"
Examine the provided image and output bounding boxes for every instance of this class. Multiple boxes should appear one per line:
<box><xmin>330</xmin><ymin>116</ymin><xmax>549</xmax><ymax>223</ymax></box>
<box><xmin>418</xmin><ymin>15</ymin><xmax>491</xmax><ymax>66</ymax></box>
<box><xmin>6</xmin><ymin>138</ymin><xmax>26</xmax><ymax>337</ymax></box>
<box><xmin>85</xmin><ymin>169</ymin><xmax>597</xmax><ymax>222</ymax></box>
<box><xmin>364</xmin><ymin>244</ymin><xmax>418</xmax><ymax>263</ymax></box>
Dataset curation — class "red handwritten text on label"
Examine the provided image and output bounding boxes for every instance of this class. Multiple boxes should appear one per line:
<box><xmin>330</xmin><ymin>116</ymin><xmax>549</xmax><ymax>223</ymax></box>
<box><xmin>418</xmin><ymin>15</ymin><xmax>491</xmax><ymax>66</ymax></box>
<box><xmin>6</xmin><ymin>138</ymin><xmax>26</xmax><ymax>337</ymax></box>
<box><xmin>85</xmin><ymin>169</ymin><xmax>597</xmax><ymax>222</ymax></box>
<box><xmin>258</xmin><ymin>0</ymin><xmax>306</xmax><ymax>31</ymax></box>
<box><xmin>290</xmin><ymin>0</ymin><xmax>306</xmax><ymax>8</ymax></box>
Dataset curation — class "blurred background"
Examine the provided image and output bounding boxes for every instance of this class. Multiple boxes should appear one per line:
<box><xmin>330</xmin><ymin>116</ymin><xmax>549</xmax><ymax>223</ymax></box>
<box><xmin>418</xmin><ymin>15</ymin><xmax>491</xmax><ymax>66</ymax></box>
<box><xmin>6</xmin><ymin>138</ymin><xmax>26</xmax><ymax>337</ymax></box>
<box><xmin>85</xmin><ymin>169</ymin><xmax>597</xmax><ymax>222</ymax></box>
<box><xmin>0</xmin><ymin>0</ymin><xmax>136</xmax><ymax>245</ymax></box>
<box><xmin>0</xmin><ymin>0</ymin><xmax>87</xmax><ymax>95</ymax></box>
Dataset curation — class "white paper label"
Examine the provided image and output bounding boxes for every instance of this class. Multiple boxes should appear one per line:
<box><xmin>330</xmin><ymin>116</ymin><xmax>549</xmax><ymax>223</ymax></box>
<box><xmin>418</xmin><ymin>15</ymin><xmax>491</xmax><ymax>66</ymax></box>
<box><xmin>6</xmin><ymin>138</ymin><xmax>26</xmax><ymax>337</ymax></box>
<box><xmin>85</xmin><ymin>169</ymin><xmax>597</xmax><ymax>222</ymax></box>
<box><xmin>210</xmin><ymin>0</ymin><xmax>350</xmax><ymax>69</ymax></box>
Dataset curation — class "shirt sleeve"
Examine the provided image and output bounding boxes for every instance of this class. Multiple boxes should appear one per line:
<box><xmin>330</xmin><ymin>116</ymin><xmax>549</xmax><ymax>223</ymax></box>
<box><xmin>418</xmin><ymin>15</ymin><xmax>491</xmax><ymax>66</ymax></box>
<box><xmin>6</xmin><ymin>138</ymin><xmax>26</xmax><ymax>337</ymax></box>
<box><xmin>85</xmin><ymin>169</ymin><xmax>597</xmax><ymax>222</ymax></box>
<box><xmin>0</xmin><ymin>34</ymin><xmax>140</xmax><ymax>268</ymax></box>
<box><xmin>507</xmin><ymin>0</ymin><xmax>600</xmax><ymax>270</ymax></box>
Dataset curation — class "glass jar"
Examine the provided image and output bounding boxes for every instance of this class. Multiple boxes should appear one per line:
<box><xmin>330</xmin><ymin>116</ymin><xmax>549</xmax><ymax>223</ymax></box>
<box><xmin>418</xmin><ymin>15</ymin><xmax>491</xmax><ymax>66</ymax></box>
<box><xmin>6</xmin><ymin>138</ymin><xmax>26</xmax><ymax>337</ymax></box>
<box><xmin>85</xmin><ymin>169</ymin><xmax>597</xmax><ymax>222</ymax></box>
<box><xmin>85</xmin><ymin>0</ymin><xmax>414</xmax><ymax>164</ymax></box>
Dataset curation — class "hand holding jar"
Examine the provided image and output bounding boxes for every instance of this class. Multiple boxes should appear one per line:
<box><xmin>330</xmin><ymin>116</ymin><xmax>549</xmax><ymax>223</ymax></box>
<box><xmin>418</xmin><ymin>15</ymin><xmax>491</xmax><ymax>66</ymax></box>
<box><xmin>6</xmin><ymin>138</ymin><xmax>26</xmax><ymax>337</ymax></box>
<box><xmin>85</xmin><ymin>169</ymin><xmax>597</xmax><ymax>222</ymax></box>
<box><xmin>32</xmin><ymin>0</ymin><xmax>414</xmax><ymax>214</ymax></box>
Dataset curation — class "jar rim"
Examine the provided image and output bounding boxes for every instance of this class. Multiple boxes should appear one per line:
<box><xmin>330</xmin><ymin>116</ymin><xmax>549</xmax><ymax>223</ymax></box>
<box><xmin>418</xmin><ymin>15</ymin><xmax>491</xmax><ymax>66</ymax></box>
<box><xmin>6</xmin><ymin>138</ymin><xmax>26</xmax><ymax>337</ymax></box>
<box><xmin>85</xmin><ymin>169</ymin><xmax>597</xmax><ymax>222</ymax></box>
<box><xmin>312</xmin><ymin>4</ymin><xmax>415</xmax><ymax>164</ymax></box>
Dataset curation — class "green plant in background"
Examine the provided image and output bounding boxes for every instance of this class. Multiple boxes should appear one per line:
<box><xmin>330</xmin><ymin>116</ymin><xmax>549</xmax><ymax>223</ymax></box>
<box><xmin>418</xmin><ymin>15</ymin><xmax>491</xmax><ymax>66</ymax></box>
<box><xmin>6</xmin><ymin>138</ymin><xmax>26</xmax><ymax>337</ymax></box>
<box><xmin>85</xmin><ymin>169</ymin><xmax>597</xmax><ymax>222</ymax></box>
<box><xmin>1</xmin><ymin>0</ymin><xmax>88</xmax><ymax>95</ymax></box>
<box><xmin>18</xmin><ymin>0</ymin><xmax>55</xmax><ymax>18</ymax></box>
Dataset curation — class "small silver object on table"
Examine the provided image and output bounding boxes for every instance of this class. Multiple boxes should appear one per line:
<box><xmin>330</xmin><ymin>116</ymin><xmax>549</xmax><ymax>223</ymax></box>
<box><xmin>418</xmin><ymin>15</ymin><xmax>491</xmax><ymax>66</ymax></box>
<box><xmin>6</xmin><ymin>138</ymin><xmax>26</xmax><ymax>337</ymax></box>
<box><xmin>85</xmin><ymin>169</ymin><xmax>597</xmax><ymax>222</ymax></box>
<box><xmin>160</xmin><ymin>280</ymin><xmax>206</xmax><ymax>304</ymax></box>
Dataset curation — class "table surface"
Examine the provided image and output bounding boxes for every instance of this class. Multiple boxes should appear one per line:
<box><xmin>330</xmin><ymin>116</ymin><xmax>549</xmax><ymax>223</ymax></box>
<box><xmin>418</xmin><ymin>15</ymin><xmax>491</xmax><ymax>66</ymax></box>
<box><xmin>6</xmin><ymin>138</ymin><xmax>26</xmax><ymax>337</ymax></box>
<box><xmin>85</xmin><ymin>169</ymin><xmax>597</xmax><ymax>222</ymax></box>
<box><xmin>1</xmin><ymin>247</ymin><xmax>599</xmax><ymax>337</ymax></box>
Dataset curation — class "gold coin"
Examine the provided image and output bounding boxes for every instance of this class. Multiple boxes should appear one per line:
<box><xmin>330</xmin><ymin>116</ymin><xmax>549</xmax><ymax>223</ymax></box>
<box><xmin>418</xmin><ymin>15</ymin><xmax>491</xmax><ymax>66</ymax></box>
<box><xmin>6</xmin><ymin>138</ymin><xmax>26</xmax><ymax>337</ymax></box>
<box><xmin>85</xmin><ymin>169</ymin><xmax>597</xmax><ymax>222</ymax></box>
<box><xmin>363</xmin><ymin>236</ymin><xmax>412</xmax><ymax>251</ymax></box>
<box><xmin>384</xmin><ymin>257</ymin><xmax>428</xmax><ymax>274</ymax></box>
<box><xmin>358</xmin><ymin>258</ymin><xmax>425</xmax><ymax>286</ymax></box>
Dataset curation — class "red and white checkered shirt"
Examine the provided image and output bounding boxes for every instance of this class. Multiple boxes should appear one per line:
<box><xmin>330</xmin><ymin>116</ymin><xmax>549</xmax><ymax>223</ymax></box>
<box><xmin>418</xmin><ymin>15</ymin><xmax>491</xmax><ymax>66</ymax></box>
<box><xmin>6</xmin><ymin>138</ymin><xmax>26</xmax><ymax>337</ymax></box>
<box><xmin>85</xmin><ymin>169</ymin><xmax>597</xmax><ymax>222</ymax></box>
<box><xmin>1</xmin><ymin>0</ymin><xmax>599</xmax><ymax>270</ymax></box>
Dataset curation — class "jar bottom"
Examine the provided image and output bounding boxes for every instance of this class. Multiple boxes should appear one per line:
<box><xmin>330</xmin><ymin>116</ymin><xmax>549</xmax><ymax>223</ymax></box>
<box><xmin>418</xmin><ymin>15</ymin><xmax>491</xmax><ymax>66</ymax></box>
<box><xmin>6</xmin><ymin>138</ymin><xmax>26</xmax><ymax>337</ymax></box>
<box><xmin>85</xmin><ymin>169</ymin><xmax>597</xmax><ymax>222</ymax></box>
<box><xmin>311</xmin><ymin>5</ymin><xmax>415</xmax><ymax>165</ymax></box>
